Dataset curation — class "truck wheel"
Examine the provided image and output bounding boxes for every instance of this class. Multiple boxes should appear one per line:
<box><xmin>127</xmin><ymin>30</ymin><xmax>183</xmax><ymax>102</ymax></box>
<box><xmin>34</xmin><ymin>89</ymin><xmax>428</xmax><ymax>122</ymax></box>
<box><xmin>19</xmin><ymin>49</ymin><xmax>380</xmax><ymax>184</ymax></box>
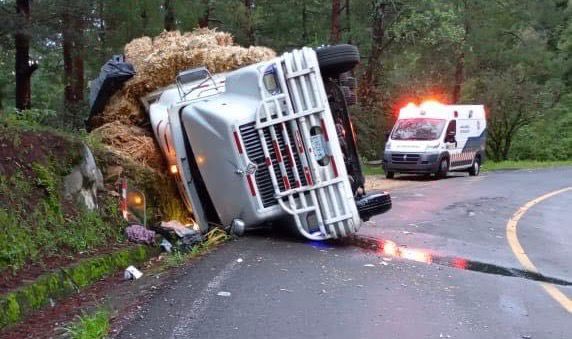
<box><xmin>469</xmin><ymin>156</ymin><xmax>481</xmax><ymax>176</ymax></box>
<box><xmin>316</xmin><ymin>44</ymin><xmax>360</xmax><ymax>76</ymax></box>
<box><xmin>436</xmin><ymin>158</ymin><xmax>449</xmax><ymax>178</ymax></box>
<box><xmin>385</xmin><ymin>171</ymin><xmax>395</xmax><ymax>179</ymax></box>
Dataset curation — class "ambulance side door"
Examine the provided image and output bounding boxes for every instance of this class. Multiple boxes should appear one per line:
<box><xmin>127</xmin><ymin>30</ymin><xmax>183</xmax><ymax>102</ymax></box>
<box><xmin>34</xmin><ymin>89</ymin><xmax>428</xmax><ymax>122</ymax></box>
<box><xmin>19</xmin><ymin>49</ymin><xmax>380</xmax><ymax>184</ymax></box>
<box><xmin>444</xmin><ymin>120</ymin><xmax>460</xmax><ymax>167</ymax></box>
<box><xmin>456</xmin><ymin>119</ymin><xmax>476</xmax><ymax>168</ymax></box>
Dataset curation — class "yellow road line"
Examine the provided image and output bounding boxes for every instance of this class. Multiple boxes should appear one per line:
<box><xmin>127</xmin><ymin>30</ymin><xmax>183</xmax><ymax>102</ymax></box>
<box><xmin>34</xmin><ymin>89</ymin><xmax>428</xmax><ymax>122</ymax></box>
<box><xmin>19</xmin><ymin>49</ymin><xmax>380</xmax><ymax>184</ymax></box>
<box><xmin>506</xmin><ymin>186</ymin><xmax>572</xmax><ymax>313</ymax></box>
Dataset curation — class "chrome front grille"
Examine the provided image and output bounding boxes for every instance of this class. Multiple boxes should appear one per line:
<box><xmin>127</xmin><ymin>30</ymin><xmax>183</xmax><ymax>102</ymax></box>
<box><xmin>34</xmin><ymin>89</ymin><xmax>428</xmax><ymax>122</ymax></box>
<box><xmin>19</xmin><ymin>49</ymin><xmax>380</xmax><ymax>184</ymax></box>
<box><xmin>391</xmin><ymin>153</ymin><xmax>421</xmax><ymax>164</ymax></box>
<box><xmin>240</xmin><ymin>122</ymin><xmax>307</xmax><ymax>208</ymax></box>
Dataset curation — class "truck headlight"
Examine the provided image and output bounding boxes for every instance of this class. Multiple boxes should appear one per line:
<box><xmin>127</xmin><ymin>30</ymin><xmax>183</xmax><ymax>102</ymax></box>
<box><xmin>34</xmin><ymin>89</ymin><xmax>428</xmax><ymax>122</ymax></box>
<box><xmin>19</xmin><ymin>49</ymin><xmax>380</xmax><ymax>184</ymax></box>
<box><xmin>385</xmin><ymin>142</ymin><xmax>391</xmax><ymax>150</ymax></box>
<box><xmin>263</xmin><ymin>65</ymin><xmax>281</xmax><ymax>95</ymax></box>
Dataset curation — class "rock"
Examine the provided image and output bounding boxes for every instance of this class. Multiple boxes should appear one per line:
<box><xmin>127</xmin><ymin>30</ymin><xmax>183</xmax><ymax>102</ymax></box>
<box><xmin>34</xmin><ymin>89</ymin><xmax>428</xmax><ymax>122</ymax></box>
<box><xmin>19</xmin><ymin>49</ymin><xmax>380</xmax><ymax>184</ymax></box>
<box><xmin>63</xmin><ymin>144</ymin><xmax>105</xmax><ymax>210</ymax></box>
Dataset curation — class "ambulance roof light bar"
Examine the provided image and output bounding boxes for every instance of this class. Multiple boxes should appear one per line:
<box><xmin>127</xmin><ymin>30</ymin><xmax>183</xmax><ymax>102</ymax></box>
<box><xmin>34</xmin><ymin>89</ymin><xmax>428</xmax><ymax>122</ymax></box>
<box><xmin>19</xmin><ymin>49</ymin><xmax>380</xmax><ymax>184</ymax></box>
<box><xmin>399</xmin><ymin>100</ymin><xmax>445</xmax><ymax>117</ymax></box>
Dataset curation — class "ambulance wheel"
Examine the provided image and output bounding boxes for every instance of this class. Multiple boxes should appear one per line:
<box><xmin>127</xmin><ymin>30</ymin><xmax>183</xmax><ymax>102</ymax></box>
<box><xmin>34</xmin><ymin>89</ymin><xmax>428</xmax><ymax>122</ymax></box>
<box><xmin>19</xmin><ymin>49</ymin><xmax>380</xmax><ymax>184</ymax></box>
<box><xmin>469</xmin><ymin>157</ymin><xmax>481</xmax><ymax>176</ymax></box>
<box><xmin>316</xmin><ymin>44</ymin><xmax>360</xmax><ymax>76</ymax></box>
<box><xmin>385</xmin><ymin>171</ymin><xmax>395</xmax><ymax>179</ymax></box>
<box><xmin>436</xmin><ymin>158</ymin><xmax>449</xmax><ymax>178</ymax></box>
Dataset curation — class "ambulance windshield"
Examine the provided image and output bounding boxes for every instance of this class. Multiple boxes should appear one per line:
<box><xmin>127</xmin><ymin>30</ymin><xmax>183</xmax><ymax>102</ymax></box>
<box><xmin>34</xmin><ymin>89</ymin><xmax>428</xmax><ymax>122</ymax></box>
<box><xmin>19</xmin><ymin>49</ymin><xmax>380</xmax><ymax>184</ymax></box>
<box><xmin>391</xmin><ymin>118</ymin><xmax>446</xmax><ymax>141</ymax></box>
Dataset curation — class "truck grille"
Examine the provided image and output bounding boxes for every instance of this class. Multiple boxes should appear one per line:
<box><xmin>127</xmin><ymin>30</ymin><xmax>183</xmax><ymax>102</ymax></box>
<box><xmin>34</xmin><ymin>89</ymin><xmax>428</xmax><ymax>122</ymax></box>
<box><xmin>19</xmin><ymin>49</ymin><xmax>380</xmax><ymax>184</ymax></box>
<box><xmin>391</xmin><ymin>153</ymin><xmax>420</xmax><ymax>164</ymax></box>
<box><xmin>239</xmin><ymin>122</ymin><xmax>307</xmax><ymax>208</ymax></box>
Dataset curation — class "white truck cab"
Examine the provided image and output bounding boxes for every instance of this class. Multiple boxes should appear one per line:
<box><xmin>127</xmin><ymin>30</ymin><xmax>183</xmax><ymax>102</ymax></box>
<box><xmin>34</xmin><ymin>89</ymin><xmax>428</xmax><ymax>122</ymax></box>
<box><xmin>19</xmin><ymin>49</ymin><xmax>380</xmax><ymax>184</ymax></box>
<box><xmin>143</xmin><ymin>46</ymin><xmax>392</xmax><ymax>240</ymax></box>
<box><xmin>383</xmin><ymin>101</ymin><xmax>486</xmax><ymax>178</ymax></box>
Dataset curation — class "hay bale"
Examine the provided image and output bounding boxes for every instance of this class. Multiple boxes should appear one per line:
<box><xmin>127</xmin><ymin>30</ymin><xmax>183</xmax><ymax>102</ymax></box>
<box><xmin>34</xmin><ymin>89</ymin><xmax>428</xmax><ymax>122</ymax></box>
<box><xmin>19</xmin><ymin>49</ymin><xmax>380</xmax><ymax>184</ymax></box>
<box><xmin>121</xmin><ymin>27</ymin><xmax>276</xmax><ymax>105</ymax></box>
<box><xmin>92</xmin><ymin>121</ymin><xmax>164</xmax><ymax>170</ymax></box>
<box><xmin>89</xmin><ymin>92</ymin><xmax>146</xmax><ymax>128</ymax></box>
<box><xmin>124</xmin><ymin>36</ymin><xmax>153</xmax><ymax>71</ymax></box>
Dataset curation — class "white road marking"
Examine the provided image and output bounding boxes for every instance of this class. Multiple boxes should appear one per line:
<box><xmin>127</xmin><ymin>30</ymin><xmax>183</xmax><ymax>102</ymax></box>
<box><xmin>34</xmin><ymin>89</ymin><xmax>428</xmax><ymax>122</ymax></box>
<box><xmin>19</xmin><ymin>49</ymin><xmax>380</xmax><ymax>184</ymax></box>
<box><xmin>170</xmin><ymin>258</ymin><xmax>243</xmax><ymax>338</ymax></box>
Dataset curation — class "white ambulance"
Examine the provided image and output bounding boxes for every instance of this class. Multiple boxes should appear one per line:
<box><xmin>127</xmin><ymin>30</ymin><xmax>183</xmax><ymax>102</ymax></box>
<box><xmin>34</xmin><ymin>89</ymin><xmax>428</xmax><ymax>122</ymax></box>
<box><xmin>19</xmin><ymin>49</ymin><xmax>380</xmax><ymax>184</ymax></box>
<box><xmin>382</xmin><ymin>101</ymin><xmax>486</xmax><ymax>179</ymax></box>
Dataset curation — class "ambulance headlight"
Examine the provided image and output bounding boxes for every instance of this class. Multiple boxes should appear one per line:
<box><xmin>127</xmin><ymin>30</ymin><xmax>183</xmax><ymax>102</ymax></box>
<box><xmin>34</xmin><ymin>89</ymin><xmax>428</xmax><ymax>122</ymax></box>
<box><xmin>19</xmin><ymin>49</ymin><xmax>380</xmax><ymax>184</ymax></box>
<box><xmin>385</xmin><ymin>142</ymin><xmax>391</xmax><ymax>150</ymax></box>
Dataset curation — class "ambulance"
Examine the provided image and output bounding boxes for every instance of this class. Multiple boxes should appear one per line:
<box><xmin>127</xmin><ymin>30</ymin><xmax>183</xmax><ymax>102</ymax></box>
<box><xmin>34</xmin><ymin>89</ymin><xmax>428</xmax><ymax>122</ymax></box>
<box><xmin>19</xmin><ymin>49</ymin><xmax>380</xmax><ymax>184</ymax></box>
<box><xmin>382</xmin><ymin>101</ymin><xmax>486</xmax><ymax>178</ymax></box>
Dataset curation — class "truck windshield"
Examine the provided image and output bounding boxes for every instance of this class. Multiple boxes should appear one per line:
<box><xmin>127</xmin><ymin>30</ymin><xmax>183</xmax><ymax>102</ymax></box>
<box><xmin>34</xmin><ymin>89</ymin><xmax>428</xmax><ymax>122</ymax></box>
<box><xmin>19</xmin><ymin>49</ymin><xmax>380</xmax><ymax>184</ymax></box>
<box><xmin>391</xmin><ymin>118</ymin><xmax>446</xmax><ymax>141</ymax></box>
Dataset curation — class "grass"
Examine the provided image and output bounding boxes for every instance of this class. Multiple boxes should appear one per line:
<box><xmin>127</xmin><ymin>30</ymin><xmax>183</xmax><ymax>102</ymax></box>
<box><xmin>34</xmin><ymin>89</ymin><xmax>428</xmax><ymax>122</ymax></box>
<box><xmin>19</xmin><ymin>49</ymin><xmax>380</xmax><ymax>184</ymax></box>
<box><xmin>62</xmin><ymin>309</ymin><xmax>110</xmax><ymax>339</ymax></box>
<box><xmin>361</xmin><ymin>160</ymin><xmax>572</xmax><ymax>177</ymax></box>
<box><xmin>361</xmin><ymin>163</ymin><xmax>385</xmax><ymax>176</ymax></box>
<box><xmin>164</xmin><ymin>228</ymin><xmax>229</xmax><ymax>267</ymax></box>
<box><xmin>0</xmin><ymin>122</ymin><xmax>125</xmax><ymax>275</ymax></box>
<box><xmin>482</xmin><ymin>160</ymin><xmax>572</xmax><ymax>172</ymax></box>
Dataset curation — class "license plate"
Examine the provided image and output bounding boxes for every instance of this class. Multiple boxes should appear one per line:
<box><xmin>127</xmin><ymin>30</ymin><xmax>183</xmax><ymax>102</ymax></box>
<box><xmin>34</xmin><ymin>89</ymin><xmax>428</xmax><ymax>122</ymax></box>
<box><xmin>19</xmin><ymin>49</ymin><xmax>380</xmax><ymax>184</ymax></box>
<box><xmin>310</xmin><ymin>135</ymin><xmax>326</xmax><ymax>160</ymax></box>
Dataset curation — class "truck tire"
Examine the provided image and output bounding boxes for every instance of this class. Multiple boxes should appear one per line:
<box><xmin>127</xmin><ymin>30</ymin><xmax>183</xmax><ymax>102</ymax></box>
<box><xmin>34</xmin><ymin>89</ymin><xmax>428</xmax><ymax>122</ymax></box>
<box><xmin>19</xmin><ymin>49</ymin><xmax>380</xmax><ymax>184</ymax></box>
<box><xmin>436</xmin><ymin>158</ymin><xmax>449</xmax><ymax>178</ymax></box>
<box><xmin>469</xmin><ymin>156</ymin><xmax>481</xmax><ymax>176</ymax></box>
<box><xmin>316</xmin><ymin>44</ymin><xmax>360</xmax><ymax>76</ymax></box>
<box><xmin>385</xmin><ymin>171</ymin><xmax>395</xmax><ymax>179</ymax></box>
<box><xmin>339</xmin><ymin>72</ymin><xmax>357</xmax><ymax>89</ymax></box>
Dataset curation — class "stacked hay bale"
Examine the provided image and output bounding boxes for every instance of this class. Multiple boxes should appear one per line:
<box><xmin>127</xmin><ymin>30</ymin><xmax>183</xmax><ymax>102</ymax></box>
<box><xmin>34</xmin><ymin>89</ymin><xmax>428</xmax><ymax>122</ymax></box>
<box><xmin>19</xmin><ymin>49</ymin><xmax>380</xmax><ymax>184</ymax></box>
<box><xmin>91</xmin><ymin>28</ymin><xmax>276</xmax><ymax>170</ymax></box>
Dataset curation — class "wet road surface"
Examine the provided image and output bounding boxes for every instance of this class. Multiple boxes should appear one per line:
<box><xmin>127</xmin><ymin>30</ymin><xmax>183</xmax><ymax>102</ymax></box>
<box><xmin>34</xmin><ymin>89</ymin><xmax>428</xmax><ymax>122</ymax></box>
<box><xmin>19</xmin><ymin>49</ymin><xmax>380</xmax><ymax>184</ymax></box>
<box><xmin>118</xmin><ymin>167</ymin><xmax>572</xmax><ymax>338</ymax></box>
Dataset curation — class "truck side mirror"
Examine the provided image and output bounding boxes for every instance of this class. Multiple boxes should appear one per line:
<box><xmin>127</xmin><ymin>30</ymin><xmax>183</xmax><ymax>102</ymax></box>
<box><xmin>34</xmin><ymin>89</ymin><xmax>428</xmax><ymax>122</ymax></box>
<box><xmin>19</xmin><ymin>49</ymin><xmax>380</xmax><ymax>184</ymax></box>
<box><xmin>385</xmin><ymin>132</ymin><xmax>390</xmax><ymax>141</ymax></box>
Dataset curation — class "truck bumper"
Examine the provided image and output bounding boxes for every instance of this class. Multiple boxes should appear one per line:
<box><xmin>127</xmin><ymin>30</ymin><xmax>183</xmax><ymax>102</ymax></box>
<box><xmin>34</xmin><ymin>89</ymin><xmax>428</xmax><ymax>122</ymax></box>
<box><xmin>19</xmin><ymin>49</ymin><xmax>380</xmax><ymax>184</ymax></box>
<box><xmin>382</xmin><ymin>152</ymin><xmax>441</xmax><ymax>173</ymax></box>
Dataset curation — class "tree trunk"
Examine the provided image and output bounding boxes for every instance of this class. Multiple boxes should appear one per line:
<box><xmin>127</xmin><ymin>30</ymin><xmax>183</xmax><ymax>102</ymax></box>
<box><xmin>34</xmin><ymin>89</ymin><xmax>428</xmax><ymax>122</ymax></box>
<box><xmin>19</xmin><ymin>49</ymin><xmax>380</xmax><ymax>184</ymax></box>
<box><xmin>164</xmin><ymin>0</ymin><xmax>176</xmax><ymax>31</ymax></box>
<box><xmin>452</xmin><ymin>1</ymin><xmax>469</xmax><ymax>104</ymax></box>
<box><xmin>359</xmin><ymin>1</ymin><xmax>387</xmax><ymax>104</ymax></box>
<box><xmin>15</xmin><ymin>0</ymin><xmax>37</xmax><ymax>111</ymax></box>
<box><xmin>243</xmin><ymin>0</ymin><xmax>256</xmax><ymax>45</ymax></box>
<box><xmin>198</xmin><ymin>0</ymin><xmax>212</xmax><ymax>28</ymax></box>
<box><xmin>345</xmin><ymin>0</ymin><xmax>351</xmax><ymax>43</ymax></box>
<box><xmin>141</xmin><ymin>8</ymin><xmax>149</xmax><ymax>33</ymax></box>
<box><xmin>452</xmin><ymin>50</ymin><xmax>464</xmax><ymax>103</ymax></box>
<box><xmin>330</xmin><ymin>0</ymin><xmax>341</xmax><ymax>44</ymax></box>
<box><xmin>62</xmin><ymin>5</ymin><xmax>85</xmax><ymax>127</ymax></box>
<box><xmin>301</xmin><ymin>1</ymin><xmax>308</xmax><ymax>44</ymax></box>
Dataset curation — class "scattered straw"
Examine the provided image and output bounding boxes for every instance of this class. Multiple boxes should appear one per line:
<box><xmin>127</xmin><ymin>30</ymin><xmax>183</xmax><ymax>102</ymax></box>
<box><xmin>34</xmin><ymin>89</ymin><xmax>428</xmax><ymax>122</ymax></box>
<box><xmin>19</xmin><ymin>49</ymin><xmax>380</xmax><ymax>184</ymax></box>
<box><xmin>91</xmin><ymin>121</ymin><xmax>164</xmax><ymax>169</ymax></box>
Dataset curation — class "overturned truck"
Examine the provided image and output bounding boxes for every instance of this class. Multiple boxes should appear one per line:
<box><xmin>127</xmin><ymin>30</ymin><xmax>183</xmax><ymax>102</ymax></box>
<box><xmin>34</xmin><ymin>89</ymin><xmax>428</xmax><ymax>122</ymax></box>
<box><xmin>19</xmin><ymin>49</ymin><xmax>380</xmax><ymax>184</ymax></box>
<box><xmin>142</xmin><ymin>45</ymin><xmax>391</xmax><ymax>240</ymax></box>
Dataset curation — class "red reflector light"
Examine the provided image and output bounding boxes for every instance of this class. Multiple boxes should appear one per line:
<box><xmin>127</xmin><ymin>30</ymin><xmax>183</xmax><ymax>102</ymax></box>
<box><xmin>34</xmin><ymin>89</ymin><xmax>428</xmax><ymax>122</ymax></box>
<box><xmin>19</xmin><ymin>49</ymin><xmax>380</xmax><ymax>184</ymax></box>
<box><xmin>233</xmin><ymin>130</ymin><xmax>243</xmax><ymax>154</ymax></box>
<box><xmin>282</xmin><ymin>176</ymin><xmax>291</xmax><ymax>190</ymax></box>
<box><xmin>272</xmin><ymin>140</ymin><xmax>283</xmax><ymax>163</ymax></box>
<box><xmin>246</xmin><ymin>175</ymin><xmax>256</xmax><ymax>196</ymax></box>
<box><xmin>304</xmin><ymin>166</ymin><xmax>313</xmax><ymax>186</ymax></box>
<box><xmin>320</xmin><ymin>119</ymin><xmax>329</xmax><ymax>141</ymax></box>
<box><xmin>330</xmin><ymin>156</ymin><xmax>339</xmax><ymax>177</ymax></box>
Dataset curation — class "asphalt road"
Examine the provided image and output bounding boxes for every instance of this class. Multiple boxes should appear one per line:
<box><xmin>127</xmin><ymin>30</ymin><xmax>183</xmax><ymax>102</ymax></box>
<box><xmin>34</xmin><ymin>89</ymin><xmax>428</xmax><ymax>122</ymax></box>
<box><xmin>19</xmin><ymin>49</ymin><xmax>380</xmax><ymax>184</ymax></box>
<box><xmin>118</xmin><ymin>167</ymin><xmax>572</xmax><ymax>339</ymax></box>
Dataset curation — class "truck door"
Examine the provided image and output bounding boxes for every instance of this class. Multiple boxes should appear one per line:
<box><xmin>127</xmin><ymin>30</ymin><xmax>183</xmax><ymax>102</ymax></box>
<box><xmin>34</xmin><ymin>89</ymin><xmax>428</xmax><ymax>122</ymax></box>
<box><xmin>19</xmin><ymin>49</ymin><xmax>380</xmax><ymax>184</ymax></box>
<box><xmin>444</xmin><ymin>120</ymin><xmax>461</xmax><ymax>167</ymax></box>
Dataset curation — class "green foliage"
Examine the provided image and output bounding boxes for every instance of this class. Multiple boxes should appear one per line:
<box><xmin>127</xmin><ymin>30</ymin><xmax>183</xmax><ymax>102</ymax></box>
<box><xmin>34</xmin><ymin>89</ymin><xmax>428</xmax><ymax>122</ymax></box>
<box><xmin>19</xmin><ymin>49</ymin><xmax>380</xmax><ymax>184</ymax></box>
<box><xmin>0</xmin><ymin>209</ymin><xmax>37</xmax><ymax>273</ymax></box>
<box><xmin>1</xmin><ymin>108</ymin><xmax>59</xmax><ymax>128</ymax></box>
<box><xmin>32</xmin><ymin>163</ymin><xmax>60</xmax><ymax>209</ymax></box>
<box><xmin>482</xmin><ymin>160</ymin><xmax>572</xmax><ymax>172</ymax></box>
<box><xmin>164</xmin><ymin>228</ymin><xmax>229</xmax><ymax>268</ymax></box>
<box><xmin>0</xmin><ymin>126</ymin><xmax>126</xmax><ymax>275</ymax></box>
<box><xmin>361</xmin><ymin>163</ymin><xmax>384</xmax><ymax>176</ymax></box>
<box><xmin>1</xmin><ymin>0</ymin><xmax>572</xmax><ymax>159</ymax></box>
<box><xmin>62</xmin><ymin>309</ymin><xmax>110</xmax><ymax>339</ymax></box>
<box><xmin>0</xmin><ymin>245</ymin><xmax>155</xmax><ymax>329</ymax></box>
